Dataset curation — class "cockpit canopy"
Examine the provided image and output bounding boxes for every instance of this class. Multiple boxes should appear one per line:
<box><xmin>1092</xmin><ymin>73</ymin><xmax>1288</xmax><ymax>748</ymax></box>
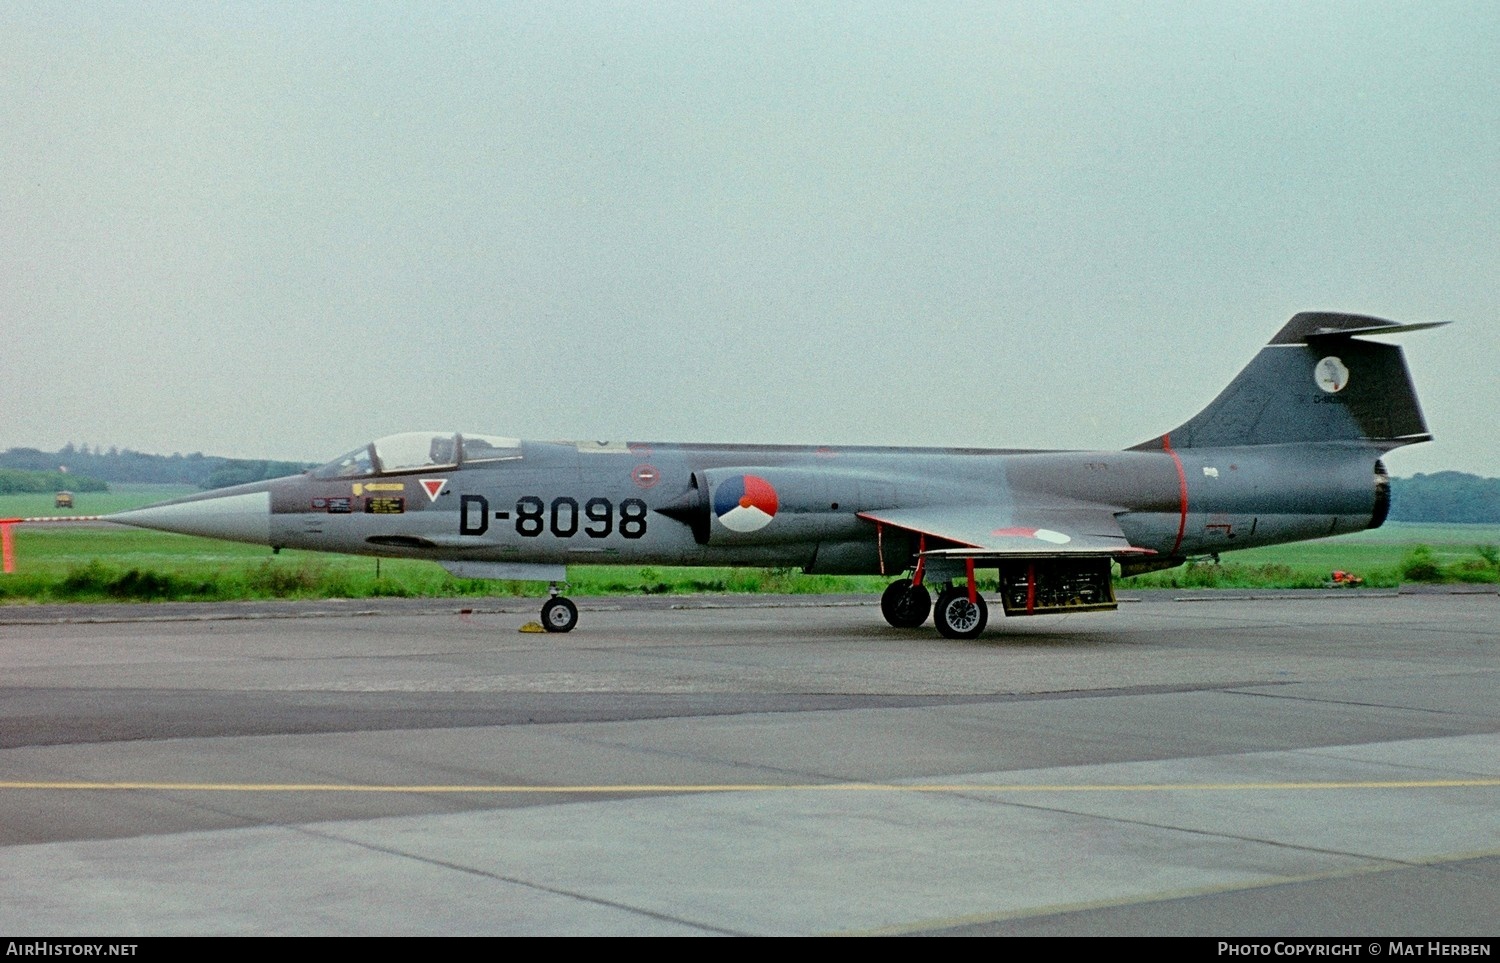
<box><xmin>311</xmin><ymin>432</ymin><xmax>521</xmax><ymax>479</ymax></box>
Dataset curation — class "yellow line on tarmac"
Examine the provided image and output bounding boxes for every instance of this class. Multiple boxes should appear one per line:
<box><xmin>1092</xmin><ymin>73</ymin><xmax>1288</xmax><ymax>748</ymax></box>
<box><xmin>1</xmin><ymin>778</ymin><xmax>1497</xmax><ymax>793</ymax></box>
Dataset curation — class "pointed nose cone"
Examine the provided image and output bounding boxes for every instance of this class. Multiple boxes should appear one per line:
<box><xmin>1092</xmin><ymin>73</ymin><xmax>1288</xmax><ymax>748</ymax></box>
<box><xmin>108</xmin><ymin>486</ymin><xmax>272</xmax><ymax>546</ymax></box>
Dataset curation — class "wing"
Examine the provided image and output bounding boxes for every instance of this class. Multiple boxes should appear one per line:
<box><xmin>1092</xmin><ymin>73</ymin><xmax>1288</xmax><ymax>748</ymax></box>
<box><xmin>858</xmin><ymin>504</ymin><xmax>1153</xmax><ymax>561</ymax></box>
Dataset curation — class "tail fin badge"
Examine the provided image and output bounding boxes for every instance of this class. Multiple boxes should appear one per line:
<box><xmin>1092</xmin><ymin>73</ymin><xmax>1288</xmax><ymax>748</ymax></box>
<box><xmin>1315</xmin><ymin>357</ymin><xmax>1349</xmax><ymax>393</ymax></box>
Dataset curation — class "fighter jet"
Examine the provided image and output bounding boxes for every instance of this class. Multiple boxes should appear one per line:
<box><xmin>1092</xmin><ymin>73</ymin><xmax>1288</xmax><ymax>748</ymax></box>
<box><xmin>109</xmin><ymin>312</ymin><xmax>1442</xmax><ymax>638</ymax></box>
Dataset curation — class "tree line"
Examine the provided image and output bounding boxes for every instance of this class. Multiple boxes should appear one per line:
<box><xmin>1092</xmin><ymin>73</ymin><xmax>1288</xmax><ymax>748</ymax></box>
<box><xmin>0</xmin><ymin>468</ymin><xmax>110</xmax><ymax>495</ymax></box>
<box><xmin>0</xmin><ymin>445</ymin><xmax>313</xmax><ymax>491</ymax></box>
<box><xmin>1388</xmin><ymin>472</ymin><xmax>1500</xmax><ymax>524</ymax></box>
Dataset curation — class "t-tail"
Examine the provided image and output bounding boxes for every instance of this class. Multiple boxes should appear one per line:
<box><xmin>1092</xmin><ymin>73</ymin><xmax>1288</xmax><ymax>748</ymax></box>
<box><xmin>1130</xmin><ymin>311</ymin><xmax>1445</xmax><ymax>453</ymax></box>
<box><xmin>1115</xmin><ymin>311</ymin><xmax>1445</xmax><ymax>561</ymax></box>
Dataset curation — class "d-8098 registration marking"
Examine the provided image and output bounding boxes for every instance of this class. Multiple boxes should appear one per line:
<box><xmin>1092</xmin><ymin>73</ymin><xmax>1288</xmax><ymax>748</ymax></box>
<box><xmin>459</xmin><ymin>494</ymin><xmax>647</xmax><ymax>539</ymax></box>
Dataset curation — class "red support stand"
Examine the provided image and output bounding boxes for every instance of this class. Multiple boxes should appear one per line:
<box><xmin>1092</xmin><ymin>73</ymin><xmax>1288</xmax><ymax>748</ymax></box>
<box><xmin>1</xmin><ymin>519</ymin><xmax>18</xmax><ymax>574</ymax></box>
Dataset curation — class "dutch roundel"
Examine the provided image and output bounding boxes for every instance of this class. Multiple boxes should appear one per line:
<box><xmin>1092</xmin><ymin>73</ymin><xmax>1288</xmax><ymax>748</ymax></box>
<box><xmin>713</xmin><ymin>475</ymin><xmax>779</xmax><ymax>532</ymax></box>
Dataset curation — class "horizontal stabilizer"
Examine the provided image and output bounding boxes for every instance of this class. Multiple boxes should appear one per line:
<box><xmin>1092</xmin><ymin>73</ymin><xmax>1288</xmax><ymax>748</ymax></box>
<box><xmin>1270</xmin><ymin>312</ymin><xmax>1450</xmax><ymax>344</ymax></box>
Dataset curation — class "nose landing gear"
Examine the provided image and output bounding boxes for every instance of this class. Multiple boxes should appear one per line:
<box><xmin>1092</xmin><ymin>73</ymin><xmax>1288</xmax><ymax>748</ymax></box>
<box><xmin>540</xmin><ymin>582</ymin><xmax>578</xmax><ymax>633</ymax></box>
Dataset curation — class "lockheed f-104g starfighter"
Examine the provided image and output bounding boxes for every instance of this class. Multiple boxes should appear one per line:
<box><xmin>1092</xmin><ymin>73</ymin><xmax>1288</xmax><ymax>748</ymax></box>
<box><xmin>108</xmin><ymin>312</ymin><xmax>1443</xmax><ymax>638</ymax></box>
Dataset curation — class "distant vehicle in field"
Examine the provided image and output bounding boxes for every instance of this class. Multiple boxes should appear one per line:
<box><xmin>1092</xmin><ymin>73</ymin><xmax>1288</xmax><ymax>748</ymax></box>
<box><xmin>108</xmin><ymin>311</ymin><xmax>1443</xmax><ymax>638</ymax></box>
<box><xmin>54</xmin><ymin>491</ymin><xmax>73</xmax><ymax>509</ymax></box>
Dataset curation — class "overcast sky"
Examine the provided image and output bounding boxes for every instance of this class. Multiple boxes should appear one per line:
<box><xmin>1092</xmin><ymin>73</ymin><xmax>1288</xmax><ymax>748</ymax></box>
<box><xmin>3</xmin><ymin>2</ymin><xmax>1496</xmax><ymax>475</ymax></box>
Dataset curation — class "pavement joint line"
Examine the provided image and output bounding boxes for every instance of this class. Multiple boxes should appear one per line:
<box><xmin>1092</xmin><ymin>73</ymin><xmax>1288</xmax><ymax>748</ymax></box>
<box><xmin>834</xmin><ymin>846</ymin><xmax>1500</xmax><ymax>936</ymax></box>
<box><xmin>0</xmin><ymin>597</ymin><xmax>874</xmax><ymax>625</ymax></box>
<box><xmin>0</xmin><ymin>608</ymin><xmax>521</xmax><ymax>625</ymax></box>
<box><xmin>3</xmin><ymin>778</ymin><xmax>1498</xmax><ymax>793</ymax></box>
<box><xmin>1172</xmin><ymin>592</ymin><xmax>1402</xmax><ymax>601</ymax></box>
<box><xmin>281</xmin><ymin>820</ymin><xmax>748</xmax><ymax>936</ymax></box>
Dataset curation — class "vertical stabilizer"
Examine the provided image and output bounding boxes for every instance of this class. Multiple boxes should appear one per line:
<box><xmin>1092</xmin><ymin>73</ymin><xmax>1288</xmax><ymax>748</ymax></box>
<box><xmin>1131</xmin><ymin>312</ymin><xmax>1443</xmax><ymax>451</ymax></box>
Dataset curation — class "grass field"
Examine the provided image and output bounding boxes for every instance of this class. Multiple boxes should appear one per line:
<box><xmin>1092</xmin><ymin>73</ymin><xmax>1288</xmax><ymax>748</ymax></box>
<box><xmin>1122</xmin><ymin>522</ymin><xmax>1500</xmax><ymax>589</ymax></box>
<box><xmin>1</xmin><ymin>485</ymin><xmax>1495</xmax><ymax>602</ymax></box>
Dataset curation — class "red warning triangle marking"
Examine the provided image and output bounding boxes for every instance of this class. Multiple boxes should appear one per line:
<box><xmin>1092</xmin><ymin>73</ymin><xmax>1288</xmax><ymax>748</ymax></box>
<box><xmin>420</xmin><ymin>479</ymin><xmax>446</xmax><ymax>503</ymax></box>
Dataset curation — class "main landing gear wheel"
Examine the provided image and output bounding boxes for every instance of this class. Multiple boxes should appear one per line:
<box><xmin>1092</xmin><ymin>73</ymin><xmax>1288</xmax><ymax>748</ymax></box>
<box><xmin>933</xmin><ymin>586</ymin><xmax>988</xmax><ymax>640</ymax></box>
<box><xmin>880</xmin><ymin>578</ymin><xmax>932</xmax><ymax>628</ymax></box>
<box><xmin>540</xmin><ymin>596</ymin><xmax>578</xmax><ymax>633</ymax></box>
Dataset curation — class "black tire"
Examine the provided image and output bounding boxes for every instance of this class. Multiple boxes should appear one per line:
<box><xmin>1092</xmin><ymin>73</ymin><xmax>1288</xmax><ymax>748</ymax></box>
<box><xmin>540</xmin><ymin>596</ymin><xmax>578</xmax><ymax>633</ymax></box>
<box><xmin>933</xmin><ymin>586</ymin><xmax>987</xmax><ymax>640</ymax></box>
<box><xmin>880</xmin><ymin>579</ymin><xmax>932</xmax><ymax>628</ymax></box>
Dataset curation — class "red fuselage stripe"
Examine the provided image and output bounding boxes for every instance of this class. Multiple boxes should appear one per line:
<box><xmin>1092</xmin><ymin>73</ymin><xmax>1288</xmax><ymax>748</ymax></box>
<box><xmin>1162</xmin><ymin>434</ymin><xmax>1188</xmax><ymax>556</ymax></box>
